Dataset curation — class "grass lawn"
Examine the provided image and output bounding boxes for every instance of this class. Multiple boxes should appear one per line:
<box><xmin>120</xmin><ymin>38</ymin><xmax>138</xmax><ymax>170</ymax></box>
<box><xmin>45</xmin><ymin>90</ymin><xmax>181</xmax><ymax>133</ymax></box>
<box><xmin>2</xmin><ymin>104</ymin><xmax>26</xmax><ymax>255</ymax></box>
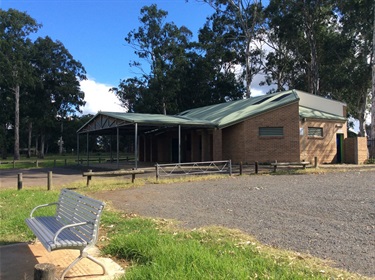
<box><xmin>0</xmin><ymin>182</ymin><xmax>370</xmax><ymax>280</ymax></box>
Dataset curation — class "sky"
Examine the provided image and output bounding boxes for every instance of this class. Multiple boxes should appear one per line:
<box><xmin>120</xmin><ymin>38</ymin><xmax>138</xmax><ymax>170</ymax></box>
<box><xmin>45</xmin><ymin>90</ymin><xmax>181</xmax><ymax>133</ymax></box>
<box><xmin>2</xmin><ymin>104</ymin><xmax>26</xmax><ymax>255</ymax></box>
<box><xmin>3</xmin><ymin>0</ymin><xmax>256</xmax><ymax>115</ymax></box>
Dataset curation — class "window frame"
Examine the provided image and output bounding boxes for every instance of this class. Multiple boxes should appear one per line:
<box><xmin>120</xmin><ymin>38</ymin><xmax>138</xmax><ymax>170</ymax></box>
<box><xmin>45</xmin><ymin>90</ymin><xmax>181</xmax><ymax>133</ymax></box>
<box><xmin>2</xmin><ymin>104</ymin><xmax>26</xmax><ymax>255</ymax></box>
<box><xmin>308</xmin><ymin>127</ymin><xmax>323</xmax><ymax>137</ymax></box>
<box><xmin>259</xmin><ymin>127</ymin><xmax>284</xmax><ymax>137</ymax></box>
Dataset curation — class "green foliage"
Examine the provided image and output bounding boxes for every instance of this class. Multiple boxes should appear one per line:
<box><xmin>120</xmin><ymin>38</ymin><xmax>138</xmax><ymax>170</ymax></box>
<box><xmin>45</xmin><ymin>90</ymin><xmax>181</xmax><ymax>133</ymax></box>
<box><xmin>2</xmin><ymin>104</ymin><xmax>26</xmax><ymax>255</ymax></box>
<box><xmin>113</xmin><ymin>4</ymin><xmax>245</xmax><ymax>114</ymax></box>
<box><xmin>365</xmin><ymin>158</ymin><xmax>375</xmax><ymax>164</ymax></box>
<box><xmin>0</xmin><ymin>8</ymin><xmax>87</xmax><ymax>159</ymax></box>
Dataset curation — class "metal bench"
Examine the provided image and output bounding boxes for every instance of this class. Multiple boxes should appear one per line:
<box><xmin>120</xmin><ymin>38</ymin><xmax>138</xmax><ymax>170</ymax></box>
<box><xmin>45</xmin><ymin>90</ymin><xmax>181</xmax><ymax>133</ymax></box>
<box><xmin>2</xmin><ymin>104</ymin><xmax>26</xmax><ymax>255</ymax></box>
<box><xmin>82</xmin><ymin>169</ymin><xmax>145</xmax><ymax>186</ymax></box>
<box><xmin>25</xmin><ymin>188</ymin><xmax>106</xmax><ymax>279</ymax></box>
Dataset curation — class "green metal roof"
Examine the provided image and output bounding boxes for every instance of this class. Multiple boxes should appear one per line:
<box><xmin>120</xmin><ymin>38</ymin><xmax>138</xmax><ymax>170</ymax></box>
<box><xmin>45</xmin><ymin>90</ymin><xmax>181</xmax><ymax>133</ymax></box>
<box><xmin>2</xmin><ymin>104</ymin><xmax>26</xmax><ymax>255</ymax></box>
<box><xmin>299</xmin><ymin>106</ymin><xmax>347</xmax><ymax>121</ymax></box>
<box><xmin>77</xmin><ymin>111</ymin><xmax>215</xmax><ymax>134</ymax></box>
<box><xmin>178</xmin><ymin>90</ymin><xmax>299</xmax><ymax>128</ymax></box>
<box><xmin>78</xmin><ymin>89</ymin><xmax>347</xmax><ymax>134</ymax></box>
<box><xmin>99</xmin><ymin>112</ymin><xmax>215</xmax><ymax>126</ymax></box>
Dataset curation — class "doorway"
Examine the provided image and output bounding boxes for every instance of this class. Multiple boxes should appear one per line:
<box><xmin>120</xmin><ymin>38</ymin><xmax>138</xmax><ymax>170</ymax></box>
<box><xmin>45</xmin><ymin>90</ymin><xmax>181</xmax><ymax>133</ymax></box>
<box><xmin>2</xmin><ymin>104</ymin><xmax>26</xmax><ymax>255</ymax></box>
<box><xmin>336</xmin><ymin>133</ymin><xmax>344</xmax><ymax>163</ymax></box>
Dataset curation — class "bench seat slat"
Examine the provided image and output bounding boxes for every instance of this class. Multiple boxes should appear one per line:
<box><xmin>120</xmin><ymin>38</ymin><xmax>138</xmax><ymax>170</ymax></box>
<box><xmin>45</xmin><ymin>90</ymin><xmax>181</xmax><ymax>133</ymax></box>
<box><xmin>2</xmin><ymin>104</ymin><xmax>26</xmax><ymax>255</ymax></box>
<box><xmin>26</xmin><ymin>216</ymin><xmax>87</xmax><ymax>251</ymax></box>
<box><xmin>58</xmin><ymin>203</ymin><xmax>100</xmax><ymax>221</ymax></box>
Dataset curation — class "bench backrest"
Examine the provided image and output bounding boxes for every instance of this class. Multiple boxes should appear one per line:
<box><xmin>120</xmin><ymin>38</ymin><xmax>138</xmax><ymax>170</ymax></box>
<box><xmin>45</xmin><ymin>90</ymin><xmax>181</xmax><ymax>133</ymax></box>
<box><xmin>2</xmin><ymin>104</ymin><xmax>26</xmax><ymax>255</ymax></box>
<box><xmin>56</xmin><ymin>189</ymin><xmax>105</xmax><ymax>245</ymax></box>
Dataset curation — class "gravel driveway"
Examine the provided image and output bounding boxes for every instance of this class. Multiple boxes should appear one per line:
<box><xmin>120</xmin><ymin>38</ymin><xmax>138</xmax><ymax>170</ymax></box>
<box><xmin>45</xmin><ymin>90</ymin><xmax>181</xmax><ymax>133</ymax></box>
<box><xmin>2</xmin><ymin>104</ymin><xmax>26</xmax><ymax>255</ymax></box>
<box><xmin>93</xmin><ymin>171</ymin><xmax>375</xmax><ymax>277</ymax></box>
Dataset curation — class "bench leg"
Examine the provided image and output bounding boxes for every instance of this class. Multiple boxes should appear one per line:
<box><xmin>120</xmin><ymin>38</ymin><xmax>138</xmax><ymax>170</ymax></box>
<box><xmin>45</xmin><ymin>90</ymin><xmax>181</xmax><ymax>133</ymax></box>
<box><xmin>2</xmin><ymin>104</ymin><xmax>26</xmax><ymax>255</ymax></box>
<box><xmin>60</xmin><ymin>248</ymin><xmax>106</xmax><ymax>279</ymax></box>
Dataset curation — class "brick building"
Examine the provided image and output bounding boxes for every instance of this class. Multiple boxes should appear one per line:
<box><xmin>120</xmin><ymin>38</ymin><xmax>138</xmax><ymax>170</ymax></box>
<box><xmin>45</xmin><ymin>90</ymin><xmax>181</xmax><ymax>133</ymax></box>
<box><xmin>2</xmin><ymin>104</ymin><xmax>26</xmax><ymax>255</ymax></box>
<box><xmin>78</xmin><ymin>89</ymin><xmax>352</xmax><ymax>165</ymax></box>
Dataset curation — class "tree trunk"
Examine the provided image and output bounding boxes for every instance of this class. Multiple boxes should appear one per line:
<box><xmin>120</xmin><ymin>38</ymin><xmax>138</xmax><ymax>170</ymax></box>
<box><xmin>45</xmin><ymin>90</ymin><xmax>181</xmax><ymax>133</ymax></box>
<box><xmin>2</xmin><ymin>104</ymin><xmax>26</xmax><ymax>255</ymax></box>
<box><xmin>27</xmin><ymin>121</ymin><xmax>32</xmax><ymax>158</ymax></box>
<box><xmin>14</xmin><ymin>84</ymin><xmax>20</xmax><ymax>160</ymax></box>
<box><xmin>1</xmin><ymin>124</ymin><xmax>7</xmax><ymax>159</ymax></box>
<box><xmin>40</xmin><ymin>133</ymin><xmax>45</xmax><ymax>159</ymax></box>
<box><xmin>358</xmin><ymin>95</ymin><xmax>368</xmax><ymax>137</ymax></box>
<box><xmin>303</xmin><ymin>3</ymin><xmax>319</xmax><ymax>95</ymax></box>
<box><xmin>371</xmin><ymin>3</ymin><xmax>375</xmax><ymax>157</ymax></box>
<box><xmin>35</xmin><ymin>135</ymin><xmax>39</xmax><ymax>158</ymax></box>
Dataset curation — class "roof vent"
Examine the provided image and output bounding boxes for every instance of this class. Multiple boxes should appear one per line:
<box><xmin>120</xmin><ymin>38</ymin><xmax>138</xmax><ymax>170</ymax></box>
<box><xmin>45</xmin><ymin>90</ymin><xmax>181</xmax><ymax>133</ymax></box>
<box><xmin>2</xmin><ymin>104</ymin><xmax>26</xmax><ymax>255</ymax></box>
<box><xmin>253</xmin><ymin>95</ymin><xmax>273</xmax><ymax>105</ymax></box>
<box><xmin>271</xmin><ymin>93</ymin><xmax>291</xmax><ymax>102</ymax></box>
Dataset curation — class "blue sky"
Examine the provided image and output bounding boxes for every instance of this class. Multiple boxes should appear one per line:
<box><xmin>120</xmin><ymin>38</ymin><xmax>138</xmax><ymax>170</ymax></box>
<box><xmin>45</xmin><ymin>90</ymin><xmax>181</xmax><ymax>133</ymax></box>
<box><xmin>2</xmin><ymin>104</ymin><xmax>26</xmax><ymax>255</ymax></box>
<box><xmin>1</xmin><ymin>0</ymin><xmax>268</xmax><ymax>114</ymax></box>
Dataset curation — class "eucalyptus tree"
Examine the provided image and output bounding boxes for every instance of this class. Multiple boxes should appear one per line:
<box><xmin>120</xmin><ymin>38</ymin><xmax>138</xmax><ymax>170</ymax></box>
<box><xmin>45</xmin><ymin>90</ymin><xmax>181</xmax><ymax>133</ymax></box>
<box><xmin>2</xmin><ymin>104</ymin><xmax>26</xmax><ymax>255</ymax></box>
<box><xmin>331</xmin><ymin>0</ymin><xmax>373</xmax><ymax>137</ymax></box>
<box><xmin>29</xmin><ymin>36</ymin><xmax>86</xmax><ymax>157</ymax></box>
<box><xmin>0</xmin><ymin>8</ymin><xmax>40</xmax><ymax>159</ymax></box>
<box><xmin>372</xmin><ymin>6</ymin><xmax>375</xmax><ymax>144</ymax></box>
<box><xmin>199</xmin><ymin>0</ymin><xmax>264</xmax><ymax>98</ymax></box>
<box><xmin>117</xmin><ymin>4</ymin><xmax>193</xmax><ymax>114</ymax></box>
<box><xmin>265</xmin><ymin>0</ymin><xmax>339</xmax><ymax>96</ymax></box>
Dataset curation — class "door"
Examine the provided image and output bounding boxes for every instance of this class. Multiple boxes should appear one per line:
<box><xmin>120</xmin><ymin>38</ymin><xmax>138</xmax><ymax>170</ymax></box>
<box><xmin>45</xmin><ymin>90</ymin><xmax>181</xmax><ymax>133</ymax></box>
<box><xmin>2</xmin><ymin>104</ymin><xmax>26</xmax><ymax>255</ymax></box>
<box><xmin>336</xmin><ymin>134</ymin><xmax>344</xmax><ymax>163</ymax></box>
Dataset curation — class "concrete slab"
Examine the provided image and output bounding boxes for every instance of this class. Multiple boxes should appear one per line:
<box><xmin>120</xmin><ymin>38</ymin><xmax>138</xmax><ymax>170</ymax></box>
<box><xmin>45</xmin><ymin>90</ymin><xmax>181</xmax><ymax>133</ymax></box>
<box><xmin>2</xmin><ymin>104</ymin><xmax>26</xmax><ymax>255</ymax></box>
<box><xmin>0</xmin><ymin>242</ymin><xmax>125</xmax><ymax>280</ymax></box>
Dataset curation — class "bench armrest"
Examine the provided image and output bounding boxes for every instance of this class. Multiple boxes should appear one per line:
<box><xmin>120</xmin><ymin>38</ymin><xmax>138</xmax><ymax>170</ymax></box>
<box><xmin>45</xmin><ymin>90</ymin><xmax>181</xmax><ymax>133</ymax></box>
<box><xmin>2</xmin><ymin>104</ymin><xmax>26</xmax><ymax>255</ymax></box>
<box><xmin>30</xmin><ymin>202</ymin><xmax>59</xmax><ymax>218</ymax></box>
<box><xmin>53</xmin><ymin>221</ymin><xmax>90</xmax><ymax>243</ymax></box>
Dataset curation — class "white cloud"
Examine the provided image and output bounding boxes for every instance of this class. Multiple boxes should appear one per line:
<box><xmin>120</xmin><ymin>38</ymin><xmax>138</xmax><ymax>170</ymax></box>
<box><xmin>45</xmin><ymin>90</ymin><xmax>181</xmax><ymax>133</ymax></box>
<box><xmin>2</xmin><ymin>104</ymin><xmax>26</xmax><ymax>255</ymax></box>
<box><xmin>80</xmin><ymin>79</ymin><xmax>127</xmax><ymax>115</ymax></box>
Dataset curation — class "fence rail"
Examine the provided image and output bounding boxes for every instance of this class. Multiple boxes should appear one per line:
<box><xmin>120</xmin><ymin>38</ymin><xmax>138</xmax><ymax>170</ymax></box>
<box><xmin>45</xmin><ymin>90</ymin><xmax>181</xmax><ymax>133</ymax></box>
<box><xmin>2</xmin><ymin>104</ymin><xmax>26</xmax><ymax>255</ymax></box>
<box><xmin>155</xmin><ymin>160</ymin><xmax>232</xmax><ymax>180</ymax></box>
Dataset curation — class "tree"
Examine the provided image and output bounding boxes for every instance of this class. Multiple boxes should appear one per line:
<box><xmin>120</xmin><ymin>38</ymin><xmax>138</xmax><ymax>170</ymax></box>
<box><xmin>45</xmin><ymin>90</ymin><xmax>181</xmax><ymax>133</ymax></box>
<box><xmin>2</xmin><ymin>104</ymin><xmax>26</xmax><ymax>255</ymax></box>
<box><xmin>332</xmin><ymin>0</ymin><xmax>373</xmax><ymax>136</ymax></box>
<box><xmin>372</xmin><ymin>4</ymin><xmax>375</xmax><ymax>148</ymax></box>
<box><xmin>265</xmin><ymin>0</ymin><xmax>339</xmax><ymax>96</ymax></box>
<box><xmin>199</xmin><ymin>0</ymin><xmax>264</xmax><ymax>98</ymax></box>
<box><xmin>114</xmin><ymin>4</ymin><xmax>245</xmax><ymax>113</ymax></box>
<box><xmin>29</xmin><ymin>36</ymin><xmax>86</xmax><ymax>157</ymax></box>
<box><xmin>0</xmin><ymin>8</ymin><xmax>41</xmax><ymax>159</ymax></box>
<box><xmin>118</xmin><ymin>4</ymin><xmax>194</xmax><ymax>114</ymax></box>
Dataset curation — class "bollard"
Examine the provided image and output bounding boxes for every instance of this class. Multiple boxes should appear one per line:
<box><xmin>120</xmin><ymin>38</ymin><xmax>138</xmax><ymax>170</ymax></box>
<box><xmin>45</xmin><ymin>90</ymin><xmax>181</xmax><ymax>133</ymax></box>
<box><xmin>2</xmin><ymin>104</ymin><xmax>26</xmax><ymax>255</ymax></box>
<box><xmin>239</xmin><ymin>162</ymin><xmax>243</xmax><ymax>175</ymax></box>
<box><xmin>36</xmin><ymin>160</ymin><xmax>39</xmax><ymax>168</ymax></box>
<box><xmin>47</xmin><ymin>171</ymin><xmax>52</xmax><ymax>190</ymax></box>
<box><xmin>155</xmin><ymin>165</ymin><xmax>159</xmax><ymax>182</ymax></box>
<box><xmin>86</xmin><ymin>169</ymin><xmax>92</xmax><ymax>187</ymax></box>
<box><xmin>34</xmin><ymin>263</ymin><xmax>56</xmax><ymax>280</ymax></box>
<box><xmin>17</xmin><ymin>173</ymin><xmax>23</xmax><ymax>190</ymax></box>
<box><xmin>255</xmin><ymin>161</ymin><xmax>259</xmax><ymax>174</ymax></box>
<box><xmin>64</xmin><ymin>159</ymin><xmax>67</xmax><ymax>166</ymax></box>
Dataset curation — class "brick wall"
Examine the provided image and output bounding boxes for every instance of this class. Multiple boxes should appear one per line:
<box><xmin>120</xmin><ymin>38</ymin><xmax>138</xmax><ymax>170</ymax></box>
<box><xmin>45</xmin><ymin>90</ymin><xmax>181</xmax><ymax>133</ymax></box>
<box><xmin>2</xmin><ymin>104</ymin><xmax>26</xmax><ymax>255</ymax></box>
<box><xmin>357</xmin><ymin>137</ymin><xmax>369</xmax><ymax>164</ymax></box>
<box><xmin>221</xmin><ymin>102</ymin><xmax>301</xmax><ymax>163</ymax></box>
<box><xmin>299</xmin><ymin>120</ymin><xmax>347</xmax><ymax>164</ymax></box>
<box><xmin>344</xmin><ymin>137</ymin><xmax>368</xmax><ymax>164</ymax></box>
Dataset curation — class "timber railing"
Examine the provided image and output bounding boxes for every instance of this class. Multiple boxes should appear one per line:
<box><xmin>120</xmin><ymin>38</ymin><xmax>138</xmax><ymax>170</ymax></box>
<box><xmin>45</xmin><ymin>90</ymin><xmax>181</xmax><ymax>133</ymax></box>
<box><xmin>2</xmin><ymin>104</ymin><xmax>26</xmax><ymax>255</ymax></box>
<box><xmin>155</xmin><ymin>160</ymin><xmax>232</xmax><ymax>181</ymax></box>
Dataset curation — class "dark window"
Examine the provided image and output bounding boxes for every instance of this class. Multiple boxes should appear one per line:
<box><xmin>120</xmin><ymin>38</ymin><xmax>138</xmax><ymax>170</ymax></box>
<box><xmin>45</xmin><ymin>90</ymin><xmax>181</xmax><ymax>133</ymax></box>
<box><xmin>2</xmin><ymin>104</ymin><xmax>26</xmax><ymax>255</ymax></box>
<box><xmin>308</xmin><ymin>127</ymin><xmax>323</xmax><ymax>137</ymax></box>
<box><xmin>259</xmin><ymin>127</ymin><xmax>284</xmax><ymax>136</ymax></box>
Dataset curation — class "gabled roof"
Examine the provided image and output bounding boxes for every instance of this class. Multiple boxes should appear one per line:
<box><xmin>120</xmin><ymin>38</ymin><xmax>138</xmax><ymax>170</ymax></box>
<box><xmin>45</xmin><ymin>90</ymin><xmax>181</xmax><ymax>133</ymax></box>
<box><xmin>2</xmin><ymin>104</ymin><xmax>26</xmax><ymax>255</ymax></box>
<box><xmin>77</xmin><ymin>111</ymin><xmax>215</xmax><ymax>134</ymax></box>
<box><xmin>98</xmin><ymin>112</ymin><xmax>214</xmax><ymax>126</ymax></box>
<box><xmin>178</xmin><ymin>90</ymin><xmax>299</xmax><ymax>128</ymax></box>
